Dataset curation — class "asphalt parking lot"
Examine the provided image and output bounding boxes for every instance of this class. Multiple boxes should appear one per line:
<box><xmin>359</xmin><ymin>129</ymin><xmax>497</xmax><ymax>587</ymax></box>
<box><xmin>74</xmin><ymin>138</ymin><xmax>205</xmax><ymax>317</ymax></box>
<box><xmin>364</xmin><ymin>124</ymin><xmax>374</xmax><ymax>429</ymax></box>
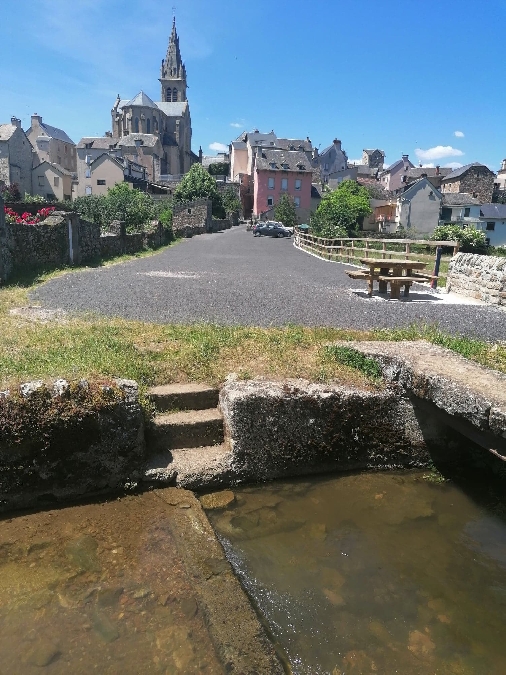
<box><xmin>31</xmin><ymin>226</ymin><xmax>506</xmax><ymax>341</ymax></box>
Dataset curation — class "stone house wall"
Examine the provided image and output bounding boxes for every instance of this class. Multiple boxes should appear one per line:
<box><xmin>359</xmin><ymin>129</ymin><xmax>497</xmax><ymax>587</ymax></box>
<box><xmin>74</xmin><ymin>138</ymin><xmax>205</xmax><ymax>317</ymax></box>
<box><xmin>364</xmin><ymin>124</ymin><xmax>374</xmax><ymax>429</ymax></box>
<box><xmin>0</xmin><ymin>124</ymin><xmax>33</xmax><ymax>196</ymax></box>
<box><xmin>446</xmin><ymin>252</ymin><xmax>506</xmax><ymax>306</ymax></box>
<box><xmin>442</xmin><ymin>167</ymin><xmax>495</xmax><ymax>203</ymax></box>
<box><xmin>173</xmin><ymin>198</ymin><xmax>212</xmax><ymax>236</ymax></box>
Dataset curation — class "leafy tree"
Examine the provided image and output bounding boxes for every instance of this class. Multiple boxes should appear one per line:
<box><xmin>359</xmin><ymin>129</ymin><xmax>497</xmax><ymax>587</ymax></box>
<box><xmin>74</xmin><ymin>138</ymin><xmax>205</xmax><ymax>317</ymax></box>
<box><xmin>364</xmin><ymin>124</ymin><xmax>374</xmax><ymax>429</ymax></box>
<box><xmin>208</xmin><ymin>162</ymin><xmax>230</xmax><ymax>176</ymax></box>
<box><xmin>0</xmin><ymin>183</ymin><xmax>21</xmax><ymax>202</ymax></box>
<box><xmin>173</xmin><ymin>163</ymin><xmax>225</xmax><ymax>218</ymax></box>
<box><xmin>311</xmin><ymin>180</ymin><xmax>371</xmax><ymax>237</ymax></box>
<box><xmin>73</xmin><ymin>195</ymin><xmax>108</xmax><ymax>227</ymax></box>
<box><xmin>431</xmin><ymin>223</ymin><xmax>488</xmax><ymax>254</ymax></box>
<box><xmin>103</xmin><ymin>183</ymin><xmax>154</xmax><ymax>232</ymax></box>
<box><xmin>274</xmin><ymin>193</ymin><xmax>298</xmax><ymax>227</ymax></box>
<box><xmin>221</xmin><ymin>187</ymin><xmax>241</xmax><ymax>215</ymax></box>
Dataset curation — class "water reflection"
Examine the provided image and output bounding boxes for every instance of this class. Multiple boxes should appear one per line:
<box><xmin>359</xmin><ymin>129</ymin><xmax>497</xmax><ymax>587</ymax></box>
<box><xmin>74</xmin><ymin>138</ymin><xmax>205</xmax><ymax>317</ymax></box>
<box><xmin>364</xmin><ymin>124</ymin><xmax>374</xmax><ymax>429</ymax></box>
<box><xmin>207</xmin><ymin>472</ymin><xmax>506</xmax><ymax>675</ymax></box>
<box><xmin>0</xmin><ymin>492</ymin><xmax>222</xmax><ymax>674</ymax></box>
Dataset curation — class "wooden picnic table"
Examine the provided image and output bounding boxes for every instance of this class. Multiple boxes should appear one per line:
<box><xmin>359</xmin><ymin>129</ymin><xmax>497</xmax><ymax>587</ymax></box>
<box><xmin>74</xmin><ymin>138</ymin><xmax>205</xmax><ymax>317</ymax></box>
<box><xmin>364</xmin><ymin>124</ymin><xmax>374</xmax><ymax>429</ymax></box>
<box><xmin>346</xmin><ymin>258</ymin><xmax>432</xmax><ymax>299</ymax></box>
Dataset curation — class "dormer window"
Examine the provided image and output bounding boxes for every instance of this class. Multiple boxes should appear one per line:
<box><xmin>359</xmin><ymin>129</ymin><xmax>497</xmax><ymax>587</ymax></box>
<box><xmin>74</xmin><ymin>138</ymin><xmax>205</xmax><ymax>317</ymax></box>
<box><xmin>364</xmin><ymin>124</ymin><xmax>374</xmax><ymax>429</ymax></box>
<box><xmin>297</xmin><ymin>165</ymin><xmax>305</xmax><ymax>171</ymax></box>
<box><xmin>270</xmin><ymin>162</ymin><xmax>276</xmax><ymax>169</ymax></box>
<box><xmin>282</xmin><ymin>163</ymin><xmax>289</xmax><ymax>170</ymax></box>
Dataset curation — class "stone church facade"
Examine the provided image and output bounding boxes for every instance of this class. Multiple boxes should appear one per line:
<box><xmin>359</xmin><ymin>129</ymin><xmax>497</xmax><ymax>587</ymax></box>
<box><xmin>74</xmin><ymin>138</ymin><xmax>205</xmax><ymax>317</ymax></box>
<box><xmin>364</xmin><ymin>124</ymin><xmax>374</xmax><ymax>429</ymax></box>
<box><xmin>110</xmin><ymin>18</ymin><xmax>194</xmax><ymax>178</ymax></box>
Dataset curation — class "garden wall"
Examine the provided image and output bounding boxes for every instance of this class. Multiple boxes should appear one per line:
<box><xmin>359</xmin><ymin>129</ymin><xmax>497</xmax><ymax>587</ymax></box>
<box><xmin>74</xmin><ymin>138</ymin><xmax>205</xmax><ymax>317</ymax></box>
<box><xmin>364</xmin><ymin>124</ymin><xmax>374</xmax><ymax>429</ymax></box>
<box><xmin>446</xmin><ymin>252</ymin><xmax>506</xmax><ymax>306</ymax></box>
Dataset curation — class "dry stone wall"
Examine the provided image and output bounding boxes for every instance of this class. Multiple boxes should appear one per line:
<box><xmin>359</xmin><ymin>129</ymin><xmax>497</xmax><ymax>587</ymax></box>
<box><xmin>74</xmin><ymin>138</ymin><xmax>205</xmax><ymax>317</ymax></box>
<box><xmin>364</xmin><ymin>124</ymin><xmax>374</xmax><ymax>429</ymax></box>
<box><xmin>446</xmin><ymin>252</ymin><xmax>506</xmax><ymax>306</ymax></box>
<box><xmin>173</xmin><ymin>199</ymin><xmax>212</xmax><ymax>237</ymax></box>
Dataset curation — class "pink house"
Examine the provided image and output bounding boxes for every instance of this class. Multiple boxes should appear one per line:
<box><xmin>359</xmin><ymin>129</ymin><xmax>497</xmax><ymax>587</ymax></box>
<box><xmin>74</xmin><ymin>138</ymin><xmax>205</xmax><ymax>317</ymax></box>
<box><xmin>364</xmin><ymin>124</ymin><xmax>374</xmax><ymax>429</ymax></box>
<box><xmin>252</xmin><ymin>149</ymin><xmax>313</xmax><ymax>220</ymax></box>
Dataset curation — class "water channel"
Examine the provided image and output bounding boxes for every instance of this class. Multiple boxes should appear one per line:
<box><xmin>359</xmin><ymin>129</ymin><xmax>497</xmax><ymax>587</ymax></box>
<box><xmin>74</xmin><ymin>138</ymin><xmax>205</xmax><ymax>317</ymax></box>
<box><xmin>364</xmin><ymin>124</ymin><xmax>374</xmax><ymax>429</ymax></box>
<box><xmin>208</xmin><ymin>471</ymin><xmax>506</xmax><ymax>675</ymax></box>
<box><xmin>2</xmin><ymin>468</ymin><xmax>506</xmax><ymax>673</ymax></box>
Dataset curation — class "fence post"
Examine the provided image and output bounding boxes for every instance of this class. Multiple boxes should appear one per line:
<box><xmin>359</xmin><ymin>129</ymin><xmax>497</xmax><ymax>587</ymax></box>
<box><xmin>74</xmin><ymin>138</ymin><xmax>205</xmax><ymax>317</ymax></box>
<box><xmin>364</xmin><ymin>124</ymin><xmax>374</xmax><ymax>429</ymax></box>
<box><xmin>453</xmin><ymin>241</ymin><xmax>460</xmax><ymax>257</ymax></box>
<box><xmin>405</xmin><ymin>242</ymin><xmax>410</xmax><ymax>258</ymax></box>
<box><xmin>431</xmin><ymin>246</ymin><xmax>442</xmax><ymax>289</ymax></box>
<box><xmin>351</xmin><ymin>239</ymin><xmax>354</xmax><ymax>263</ymax></box>
<box><xmin>382</xmin><ymin>241</ymin><xmax>386</xmax><ymax>259</ymax></box>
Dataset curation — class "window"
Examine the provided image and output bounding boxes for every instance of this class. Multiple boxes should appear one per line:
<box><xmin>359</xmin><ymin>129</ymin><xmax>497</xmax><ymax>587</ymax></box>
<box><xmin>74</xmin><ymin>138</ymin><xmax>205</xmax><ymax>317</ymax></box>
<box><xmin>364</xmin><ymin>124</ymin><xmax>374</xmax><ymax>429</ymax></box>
<box><xmin>281</xmin><ymin>178</ymin><xmax>288</xmax><ymax>190</ymax></box>
<box><xmin>270</xmin><ymin>162</ymin><xmax>276</xmax><ymax>169</ymax></box>
<box><xmin>166</xmin><ymin>88</ymin><xmax>172</xmax><ymax>101</ymax></box>
<box><xmin>267</xmin><ymin>196</ymin><xmax>274</xmax><ymax>206</ymax></box>
<box><xmin>464</xmin><ymin>207</ymin><xmax>470</xmax><ymax>217</ymax></box>
<box><xmin>53</xmin><ymin>176</ymin><xmax>59</xmax><ymax>187</ymax></box>
<box><xmin>268</xmin><ymin>177</ymin><xmax>275</xmax><ymax>189</ymax></box>
<box><xmin>294</xmin><ymin>197</ymin><xmax>300</xmax><ymax>207</ymax></box>
<box><xmin>173</xmin><ymin>88</ymin><xmax>178</xmax><ymax>101</ymax></box>
<box><xmin>85</xmin><ymin>142</ymin><xmax>93</xmax><ymax>149</ymax></box>
<box><xmin>85</xmin><ymin>186</ymin><xmax>92</xmax><ymax>195</ymax></box>
<box><xmin>38</xmin><ymin>176</ymin><xmax>44</xmax><ymax>187</ymax></box>
<box><xmin>64</xmin><ymin>145</ymin><xmax>68</xmax><ymax>154</ymax></box>
<box><xmin>281</xmin><ymin>163</ymin><xmax>289</xmax><ymax>170</ymax></box>
<box><xmin>295</xmin><ymin>179</ymin><xmax>301</xmax><ymax>190</ymax></box>
<box><xmin>85</xmin><ymin>169</ymin><xmax>91</xmax><ymax>178</ymax></box>
<box><xmin>57</xmin><ymin>156</ymin><xmax>61</xmax><ymax>165</ymax></box>
<box><xmin>134</xmin><ymin>117</ymin><xmax>139</xmax><ymax>133</ymax></box>
<box><xmin>486</xmin><ymin>222</ymin><xmax>495</xmax><ymax>231</ymax></box>
<box><xmin>146</xmin><ymin>118</ymin><xmax>151</xmax><ymax>133</ymax></box>
<box><xmin>97</xmin><ymin>179</ymin><xmax>106</xmax><ymax>186</ymax></box>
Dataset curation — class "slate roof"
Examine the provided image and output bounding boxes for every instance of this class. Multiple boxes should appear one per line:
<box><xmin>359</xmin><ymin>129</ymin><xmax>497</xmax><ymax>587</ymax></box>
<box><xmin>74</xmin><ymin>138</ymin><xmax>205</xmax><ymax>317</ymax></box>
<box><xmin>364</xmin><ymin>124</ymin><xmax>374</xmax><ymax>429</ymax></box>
<box><xmin>77</xmin><ymin>137</ymin><xmax>118</xmax><ymax>149</ymax></box>
<box><xmin>155</xmin><ymin>101</ymin><xmax>188</xmax><ymax>117</ymax></box>
<box><xmin>234</xmin><ymin>131</ymin><xmax>247</xmax><ymax>142</ymax></box>
<box><xmin>441</xmin><ymin>192</ymin><xmax>481</xmax><ymax>206</ymax></box>
<box><xmin>382</xmin><ymin>159</ymin><xmax>404</xmax><ymax>174</ymax></box>
<box><xmin>201</xmin><ymin>155</ymin><xmax>229</xmax><ymax>168</ymax></box>
<box><xmin>311</xmin><ymin>184</ymin><xmax>323</xmax><ymax>199</ymax></box>
<box><xmin>255</xmin><ymin>149</ymin><xmax>312</xmax><ymax>172</ymax></box>
<box><xmin>407</xmin><ymin>167</ymin><xmax>452</xmax><ymax>179</ymax></box>
<box><xmin>442</xmin><ymin>162</ymin><xmax>493</xmax><ymax>181</ymax></box>
<box><xmin>29</xmin><ymin>121</ymin><xmax>75</xmax><ymax>145</ymax></box>
<box><xmin>400</xmin><ymin>177</ymin><xmax>442</xmax><ymax>200</ymax></box>
<box><xmin>276</xmin><ymin>138</ymin><xmax>312</xmax><ymax>151</ymax></box>
<box><xmin>480</xmin><ymin>203</ymin><xmax>506</xmax><ymax>219</ymax></box>
<box><xmin>231</xmin><ymin>141</ymin><xmax>247</xmax><ymax>149</ymax></box>
<box><xmin>125</xmin><ymin>91</ymin><xmax>158</xmax><ymax>109</ymax></box>
<box><xmin>116</xmin><ymin>134</ymin><xmax>160</xmax><ymax>148</ymax></box>
<box><xmin>0</xmin><ymin>123</ymin><xmax>18</xmax><ymax>141</ymax></box>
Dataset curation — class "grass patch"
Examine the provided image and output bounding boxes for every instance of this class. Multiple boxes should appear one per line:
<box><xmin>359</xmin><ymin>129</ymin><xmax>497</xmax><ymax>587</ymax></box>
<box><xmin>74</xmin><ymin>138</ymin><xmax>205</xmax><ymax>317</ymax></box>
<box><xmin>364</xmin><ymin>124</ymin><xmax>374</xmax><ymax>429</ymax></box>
<box><xmin>321</xmin><ymin>345</ymin><xmax>383</xmax><ymax>381</ymax></box>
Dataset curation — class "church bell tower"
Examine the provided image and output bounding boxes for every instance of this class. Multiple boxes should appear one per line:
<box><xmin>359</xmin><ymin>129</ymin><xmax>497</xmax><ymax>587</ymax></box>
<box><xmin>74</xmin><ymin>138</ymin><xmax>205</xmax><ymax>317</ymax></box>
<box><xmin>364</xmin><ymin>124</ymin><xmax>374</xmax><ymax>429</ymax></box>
<box><xmin>160</xmin><ymin>17</ymin><xmax>187</xmax><ymax>103</ymax></box>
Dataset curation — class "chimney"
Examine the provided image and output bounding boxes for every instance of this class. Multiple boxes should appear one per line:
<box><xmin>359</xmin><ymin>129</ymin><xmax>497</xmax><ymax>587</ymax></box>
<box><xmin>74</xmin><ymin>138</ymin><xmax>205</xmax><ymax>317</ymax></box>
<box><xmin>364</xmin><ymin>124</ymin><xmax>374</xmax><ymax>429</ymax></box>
<box><xmin>31</xmin><ymin>113</ymin><xmax>42</xmax><ymax>127</ymax></box>
<box><xmin>402</xmin><ymin>154</ymin><xmax>409</xmax><ymax>161</ymax></box>
<box><xmin>10</xmin><ymin>117</ymin><xmax>21</xmax><ymax>128</ymax></box>
<box><xmin>435</xmin><ymin>165</ymin><xmax>440</xmax><ymax>176</ymax></box>
<box><xmin>501</xmin><ymin>159</ymin><xmax>506</xmax><ymax>172</ymax></box>
<box><xmin>313</xmin><ymin>147</ymin><xmax>319</xmax><ymax>159</ymax></box>
<box><xmin>333</xmin><ymin>139</ymin><xmax>342</xmax><ymax>151</ymax></box>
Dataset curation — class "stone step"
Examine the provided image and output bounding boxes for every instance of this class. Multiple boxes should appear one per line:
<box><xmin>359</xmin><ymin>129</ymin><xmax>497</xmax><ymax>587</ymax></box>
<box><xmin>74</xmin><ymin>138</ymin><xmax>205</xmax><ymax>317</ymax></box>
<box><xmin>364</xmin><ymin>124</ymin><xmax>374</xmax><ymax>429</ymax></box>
<box><xmin>144</xmin><ymin>443</ymin><xmax>232</xmax><ymax>489</ymax></box>
<box><xmin>147</xmin><ymin>383</ymin><xmax>219</xmax><ymax>413</ymax></box>
<box><xmin>147</xmin><ymin>408</ymin><xmax>225</xmax><ymax>451</ymax></box>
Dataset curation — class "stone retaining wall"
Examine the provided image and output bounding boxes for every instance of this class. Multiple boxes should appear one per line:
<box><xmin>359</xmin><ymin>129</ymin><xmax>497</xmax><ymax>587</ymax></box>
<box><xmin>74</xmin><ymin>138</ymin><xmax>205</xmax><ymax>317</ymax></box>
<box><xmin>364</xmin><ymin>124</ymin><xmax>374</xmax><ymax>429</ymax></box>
<box><xmin>0</xmin><ymin>378</ymin><xmax>145</xmax><ymax>512</ymax></box>
<box><xmin>211</xmin><ymin>218</ymin><xmax>231</xmax><ymax>233</ymax></box>
<box><xmin>446</xmin><ymin>252</ymin><xmax>506</xmax><ymax>306</ymax></box>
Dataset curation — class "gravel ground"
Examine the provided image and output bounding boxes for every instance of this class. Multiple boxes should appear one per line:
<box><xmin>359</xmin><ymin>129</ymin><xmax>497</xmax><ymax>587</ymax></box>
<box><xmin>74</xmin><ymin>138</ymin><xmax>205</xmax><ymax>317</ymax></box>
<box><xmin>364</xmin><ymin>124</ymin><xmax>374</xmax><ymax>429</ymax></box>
<box><xmin>31</xmin><ymin>227</ymin><xmax>506</xmax><ymax>341</ymax></box>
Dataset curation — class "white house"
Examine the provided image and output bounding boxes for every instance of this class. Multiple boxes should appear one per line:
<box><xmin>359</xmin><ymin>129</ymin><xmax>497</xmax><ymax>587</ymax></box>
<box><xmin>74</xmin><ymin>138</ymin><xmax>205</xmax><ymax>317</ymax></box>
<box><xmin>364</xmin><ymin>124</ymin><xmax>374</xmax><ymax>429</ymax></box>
<box><xmin>440</xmin><ymin>193</ymin><xmax>481</xmax><ymax>225</ymax></box>
<box><xmin>395</xmin><ymin>178</ymin><xmax>442</xmax><ymax>235</ymax></box>
<box><xmin>478</xmin><ymin>203</ymin><xmax>506</xmax><ymax>247</ymax></box>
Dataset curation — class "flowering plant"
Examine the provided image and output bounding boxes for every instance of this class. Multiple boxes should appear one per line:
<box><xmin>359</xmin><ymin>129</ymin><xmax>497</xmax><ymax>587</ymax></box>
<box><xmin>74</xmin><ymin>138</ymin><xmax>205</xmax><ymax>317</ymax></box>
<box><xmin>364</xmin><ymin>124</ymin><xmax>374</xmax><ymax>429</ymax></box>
<box><xmin>4</xmin><ymin>206</ymin><xmax>56</xmax><ymax>225</ymax></box>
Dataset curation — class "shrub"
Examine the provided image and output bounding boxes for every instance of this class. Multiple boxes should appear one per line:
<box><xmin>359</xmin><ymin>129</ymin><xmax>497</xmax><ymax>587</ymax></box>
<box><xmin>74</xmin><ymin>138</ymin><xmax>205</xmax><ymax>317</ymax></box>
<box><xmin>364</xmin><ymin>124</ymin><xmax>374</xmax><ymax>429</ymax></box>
<box><xmin>274</xmin><ymin>194</ymin><xmax>298</xmax><ymax>227</ymax></box>
<box><xmin>431</xmin><ymin>223</ymin><xmax>488</xmax><ymax>253</ymax></box>
<box><xmin>311</xmin><ymin>180</ymin><xmax>371</xmax><ymax>238</ymax></box>
<box><xmin>173</xmin><ymin>164</ymin><xmax>225</xmax><ymax>218</ymax></box>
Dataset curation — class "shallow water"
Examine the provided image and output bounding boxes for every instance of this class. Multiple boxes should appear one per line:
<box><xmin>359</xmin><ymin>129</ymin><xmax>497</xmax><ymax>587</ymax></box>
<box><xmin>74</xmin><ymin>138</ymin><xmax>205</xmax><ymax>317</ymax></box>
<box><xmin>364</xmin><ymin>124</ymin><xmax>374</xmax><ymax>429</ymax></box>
<box><xmin>207</xmin><ymin>472</ymin><xmax>506</xmax><ymax>675</ymax></box>
<box><xmin>0</xmin><ymin>492</ymin><xmax>222</xmax><ymax>674</ymax></box>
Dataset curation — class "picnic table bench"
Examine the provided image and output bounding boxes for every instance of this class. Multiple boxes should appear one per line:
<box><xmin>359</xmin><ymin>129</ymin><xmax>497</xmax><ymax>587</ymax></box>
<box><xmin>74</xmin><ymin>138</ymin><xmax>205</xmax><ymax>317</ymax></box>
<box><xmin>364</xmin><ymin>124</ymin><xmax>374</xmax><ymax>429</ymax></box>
<box><xmin>346</xmin><ymin>258</ymin><xmax>438</xmax><ymax>299</ymax></box>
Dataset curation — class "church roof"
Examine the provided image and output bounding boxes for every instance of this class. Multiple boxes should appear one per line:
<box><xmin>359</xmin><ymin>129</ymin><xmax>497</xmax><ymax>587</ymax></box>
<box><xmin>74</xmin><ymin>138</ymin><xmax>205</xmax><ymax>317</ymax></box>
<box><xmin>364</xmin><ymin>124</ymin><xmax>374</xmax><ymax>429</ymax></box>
<box><xmin>125</xmin><ymin>91</ymin><xmax>158</xmax><ymax>109</ymax></box>
<box><xmin>156</xmin><ymin>101</ymin><xmax>188</xmax><ymax>117</ymax></box>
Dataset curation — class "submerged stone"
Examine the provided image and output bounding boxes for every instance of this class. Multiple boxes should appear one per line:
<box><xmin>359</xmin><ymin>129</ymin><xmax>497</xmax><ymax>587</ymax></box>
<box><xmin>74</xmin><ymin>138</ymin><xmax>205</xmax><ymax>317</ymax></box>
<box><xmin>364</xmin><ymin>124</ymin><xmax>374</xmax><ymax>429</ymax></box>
<box><xmin>25</xmin><ymin>642</ymin><xmax>60</xmax><ymax>667</ymax></box>
<box><xmin>65</xmin><ymin>535</ymin><xmax>101</xmax><ymax>572</ymax></box>
<box><xmin>200</xmin><ymin>490</ymin><xmax>235</xmax><ymax>510</ymax></box>
<box><xmin>92</xmin><ymin>611</ymin><xmax>120</xmax><ymax>643</ymax></box>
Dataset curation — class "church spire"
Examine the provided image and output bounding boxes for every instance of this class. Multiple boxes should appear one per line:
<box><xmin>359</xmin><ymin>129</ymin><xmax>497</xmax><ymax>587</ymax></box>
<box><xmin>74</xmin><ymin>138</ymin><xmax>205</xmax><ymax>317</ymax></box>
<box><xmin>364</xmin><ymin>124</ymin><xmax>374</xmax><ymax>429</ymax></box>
<box><xmin>160</xmin><ymin>17</ymin><xmax>187</xmax><ymax>102</ymax></box>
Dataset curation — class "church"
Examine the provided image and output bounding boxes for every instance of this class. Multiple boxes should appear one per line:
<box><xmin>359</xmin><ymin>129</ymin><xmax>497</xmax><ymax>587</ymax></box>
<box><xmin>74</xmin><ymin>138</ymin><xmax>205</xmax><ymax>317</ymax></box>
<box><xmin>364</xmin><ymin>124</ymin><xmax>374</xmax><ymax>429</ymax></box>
<box><xmin>109</xmin><ymin>18</ymin><xmax>195</xmax><ymax>178</ymax></box>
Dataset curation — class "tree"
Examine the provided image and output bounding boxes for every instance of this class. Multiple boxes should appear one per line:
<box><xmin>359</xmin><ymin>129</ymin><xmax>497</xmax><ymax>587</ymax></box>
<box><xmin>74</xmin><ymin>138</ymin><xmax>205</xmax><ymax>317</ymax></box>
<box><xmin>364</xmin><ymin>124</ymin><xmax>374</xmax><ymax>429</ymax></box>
<box><xmin>208</xmin><ymin>162</ymin><xmax>230</xmax><ymax>176</ymax></box>
<box><xmin>274</xmin><ymin>194</ymin><xmax>298</xmax><ymax>228</ymax></box>
<box><xmin>221</xmin><ymin>187</ymin><xmax>241</xmax><ymax>215</ymax></box>
<box><xmin>431</xmin><ymin>223</ymin><xmax>488</xmax><ymax>254</ymax></box>
<box><xmin>311</xmin><ymin>180</ymin><xmax>371</xmax><ymax>237</ymax></box>
<box><xmin>173</xmin><ymin>163</ymin><xmax>225</xmax><ymax>218</ymax></box>
<box><xmin>103</xmin><ymin>183</ymin><xmax>154</xmax><ymax>231</ymax></box>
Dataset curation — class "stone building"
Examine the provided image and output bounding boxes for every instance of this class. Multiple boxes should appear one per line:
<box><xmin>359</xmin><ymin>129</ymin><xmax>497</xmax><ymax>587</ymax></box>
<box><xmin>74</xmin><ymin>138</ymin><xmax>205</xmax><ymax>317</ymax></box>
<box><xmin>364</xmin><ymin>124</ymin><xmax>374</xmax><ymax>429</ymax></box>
<box><xmin>379</xmin><ymin>154</ymin><xmax>415</xmax><ymax>192</ymax></box>
<box><xmin>316</xmin><ymin>139</ymin><xmax>350</xmax><ymax>183</ymax></box>
<box><xmin>362</xmin><ymin>149</ymin><xmax>385</xmax><ymax>170</ymax></box>
<box><xmin>110</xmin><ymin>18</ymin><xmax>194</xmax><ymax>178</ymax></box>
<box><xmin>0</xmin><ymin>118</ymin><xmax>33</xmax><ymax>196</ymax></box>
<box><xmin>440</xmin><ymin>162</ymin><xmax>496</xmax><ymax>203</ymax></box>
<box><xmin>26</xmin><ymin>115</ymin><xmax>77</xmax><ymax>173</ymax></box>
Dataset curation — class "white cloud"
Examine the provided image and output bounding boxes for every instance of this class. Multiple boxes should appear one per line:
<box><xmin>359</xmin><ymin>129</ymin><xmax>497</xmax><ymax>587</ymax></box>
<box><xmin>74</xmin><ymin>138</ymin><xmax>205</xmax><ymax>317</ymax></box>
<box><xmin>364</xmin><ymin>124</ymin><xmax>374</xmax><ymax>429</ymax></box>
<box><xmin>421</xmin><ymin>163</ymin><xmax>435</xmax><ymax>168</ymax></box>
<box><xmin>454</xmin><ymin>130</ymin><xmax>465</xmax><ymax>138</ymax></box>
<box><xmin>415</xmin><ymin>146</ymin><xmax>464</xmax><ymax>162</ymax></box>
<box><xmin>209</xmin><ymin>142</ymin><xmax>228</xmax><ymax>152</ymax></box>
<box><xmin>230</xmin><ymin>122</ymin><xmax>242</xmax><ymax>128</ymax></box>
<box><xmin>444</xmin><ymin>162</ymin><xmax>463</xmax><ymax>170</ymax></box>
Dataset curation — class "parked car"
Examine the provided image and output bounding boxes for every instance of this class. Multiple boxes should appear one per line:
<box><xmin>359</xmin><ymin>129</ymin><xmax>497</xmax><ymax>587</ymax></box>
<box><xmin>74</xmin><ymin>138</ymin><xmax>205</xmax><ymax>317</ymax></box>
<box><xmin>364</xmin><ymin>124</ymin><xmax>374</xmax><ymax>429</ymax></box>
<box><xmin>253</xmin><ymin>221</ymin><xmax>292</xmax><ymax>238</ymax></box>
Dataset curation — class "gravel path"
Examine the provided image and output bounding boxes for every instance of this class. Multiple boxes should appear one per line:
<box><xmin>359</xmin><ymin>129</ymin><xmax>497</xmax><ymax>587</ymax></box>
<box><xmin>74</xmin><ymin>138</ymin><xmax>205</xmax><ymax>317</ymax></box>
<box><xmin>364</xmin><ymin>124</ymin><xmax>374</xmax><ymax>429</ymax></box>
<box><xmin>31</xmin><ymin>227</ymin><xmax>506</xmax><ymax>341</ymax></box>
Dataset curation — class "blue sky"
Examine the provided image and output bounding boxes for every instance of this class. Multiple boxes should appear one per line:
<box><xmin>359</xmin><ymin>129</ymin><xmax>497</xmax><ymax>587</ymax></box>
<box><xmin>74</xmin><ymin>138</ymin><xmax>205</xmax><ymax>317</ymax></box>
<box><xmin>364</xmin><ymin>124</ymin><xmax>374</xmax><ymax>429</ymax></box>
<box><xmin>1</xmin><ymin>0</ymin><xmax>505</xmax><ymax>170</ymax></box>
